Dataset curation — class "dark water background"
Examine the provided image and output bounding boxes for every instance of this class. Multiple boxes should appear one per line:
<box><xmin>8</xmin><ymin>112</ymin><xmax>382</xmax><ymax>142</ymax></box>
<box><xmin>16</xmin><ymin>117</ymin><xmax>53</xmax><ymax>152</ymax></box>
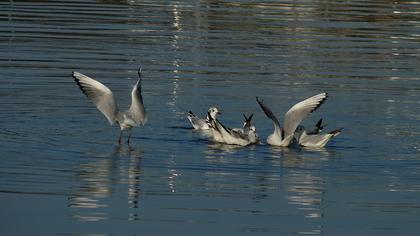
<box><xmin>1</xmin><ymin>0</ymin><xmax>420</xmax><ymax>235</ymax></box>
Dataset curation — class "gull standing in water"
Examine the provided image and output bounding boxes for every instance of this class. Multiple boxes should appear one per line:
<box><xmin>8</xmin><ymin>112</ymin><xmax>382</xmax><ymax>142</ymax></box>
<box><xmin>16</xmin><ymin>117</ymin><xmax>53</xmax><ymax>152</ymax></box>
<box><xmin>187</xmin><ymin>107</ymin><xmax>221</xmax><ymax>130</ymax></box>
<box><xmin>256</xmin><ymin>93</ymin><xmax>328</xmax><ymax>147</ymax></box>
<box><xmin>294</xmin><ymin>119</ymin><xmax>342</xmax><ymax>148</ymax></box>
<box><xmin>207</xmin><ymin>112</ymin><xmax>259</xmax><ymax>146</ymax></box>
<box><xmin>72</xmin><ymin>68</ymin><xmax>147</xmax><ymax>145</ymax></box>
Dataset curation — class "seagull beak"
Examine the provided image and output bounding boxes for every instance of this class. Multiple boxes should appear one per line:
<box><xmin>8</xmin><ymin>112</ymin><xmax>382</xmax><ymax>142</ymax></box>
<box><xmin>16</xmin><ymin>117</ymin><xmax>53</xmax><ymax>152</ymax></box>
<box><xmin>217</xmin><ymin>111</ymin><xmax>222</xmax><ymax>115</ymax></box>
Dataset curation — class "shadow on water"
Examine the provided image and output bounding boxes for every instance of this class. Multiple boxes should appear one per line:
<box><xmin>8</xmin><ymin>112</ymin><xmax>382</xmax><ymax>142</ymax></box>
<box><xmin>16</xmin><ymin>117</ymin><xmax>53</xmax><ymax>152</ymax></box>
<box><xmin>68</xmin><ymin>145</ymin><xmax>144</xmax><ymax>222</ymax></box>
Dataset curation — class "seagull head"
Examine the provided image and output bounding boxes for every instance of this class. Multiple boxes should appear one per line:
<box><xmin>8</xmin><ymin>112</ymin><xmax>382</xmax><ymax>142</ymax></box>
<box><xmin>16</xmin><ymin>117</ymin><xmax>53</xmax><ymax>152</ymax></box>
<box><xmin>208</xmin><ymin>107</ymin><xmax>221</xmax><ymax>119</ymax></box>
<box><xmin>250</xmin><ymin>126</ymin><xmax>256</xmax><ymax>132</ymax></box>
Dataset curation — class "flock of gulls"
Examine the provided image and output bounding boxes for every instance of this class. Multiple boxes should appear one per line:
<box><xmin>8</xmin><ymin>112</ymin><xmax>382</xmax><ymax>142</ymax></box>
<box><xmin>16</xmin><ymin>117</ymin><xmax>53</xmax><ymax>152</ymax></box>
<box><xmin>72</xmin><ymin>68</ymin><xmax>342</xmax><ymax>148</ymax></box>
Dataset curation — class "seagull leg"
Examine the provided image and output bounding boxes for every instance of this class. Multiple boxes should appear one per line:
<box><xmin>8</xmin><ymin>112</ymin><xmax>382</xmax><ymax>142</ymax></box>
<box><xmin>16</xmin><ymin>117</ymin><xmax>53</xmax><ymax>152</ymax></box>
<box><xmin>118</xmin><ymin>130</ymin><xmax>123</xmax><ymax>145</ymax></box>
<box><xmin>127</xmin><ymin>129</ymin><xmax>132</xmax><ymax>144</ymax></box>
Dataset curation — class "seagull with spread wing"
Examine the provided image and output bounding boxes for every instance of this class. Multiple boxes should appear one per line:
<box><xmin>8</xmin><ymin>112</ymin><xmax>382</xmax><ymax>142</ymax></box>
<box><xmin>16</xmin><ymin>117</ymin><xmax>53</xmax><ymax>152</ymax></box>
<box><xmin>72</xmin><ymin>68</ymin><xmax>147</xmax><ymax>145</ymax></box>
<box><xmin>256</xmin><ymin>93</ymin><xmax>328</xmax><ymax>147</ymax></box>
<box><xmin>187</xmin><ymin>107</ymin><xmax>221</xmax><ymax>130</ymax></box>
<box><xmin>207</xmin><ymin>112</ymin><xmax>259</xmax><ymax>146</ymax></box>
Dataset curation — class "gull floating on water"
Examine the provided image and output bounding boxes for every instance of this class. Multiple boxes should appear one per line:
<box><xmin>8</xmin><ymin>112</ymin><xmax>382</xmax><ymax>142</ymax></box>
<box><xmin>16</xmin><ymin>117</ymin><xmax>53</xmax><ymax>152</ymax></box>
<box><xmin>256</xmin><ymin>93</ymin><xmax>328</xmax><ymax>147</ymax></box>
<box><xmin>187</xmin><ymin>107</ymin><xmax>221</xmax><ymax>130</ymax></box>
<box><xmin>294</xmin><ymin>118</ymin><xmax>342</xmax><ymax>148</ymax></box>
<box><xmin>207</xmin><ymin>112</ymin><xmax>259</xmax><ymax>146</ymax></box>
<box><xmin>232</xmin><ymin>114</ymin><xmax>254</xmax><ymax>134</ymax></box>
<box><xmin>72</xmin><ymin>68</ymin><xmax>147</xmax><ymax>144</ymax></box>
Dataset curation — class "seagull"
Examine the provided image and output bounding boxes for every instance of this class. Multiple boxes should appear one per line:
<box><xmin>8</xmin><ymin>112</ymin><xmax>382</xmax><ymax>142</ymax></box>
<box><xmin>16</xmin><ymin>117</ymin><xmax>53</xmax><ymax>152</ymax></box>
<box><xmin>256</xmin><ymin>93</ymin><xmax>328</xmax><ymax>147</ymax></box>
<box><xmin>294</xmin><ymin>119</ymin><xmax>342</xmax><ymax>148</ymax></box>
<box><xmin>207</xmin><ymin>112</ymin><xmax>259</xmax><ymax>146</ymax></box>
<box><xmin>187</xmin><ymin>107</ymin><xmax>221</xmax><ymax>130</ymax></box>
<box><xmin>232</xmin><ymin>114</ymin><xmax>254</xmax><ymax>134</ymax></box>
<box><xmin>72</xmin><ymin>68</ymin><xmax>147</xmax><ymax>145</ymax></box>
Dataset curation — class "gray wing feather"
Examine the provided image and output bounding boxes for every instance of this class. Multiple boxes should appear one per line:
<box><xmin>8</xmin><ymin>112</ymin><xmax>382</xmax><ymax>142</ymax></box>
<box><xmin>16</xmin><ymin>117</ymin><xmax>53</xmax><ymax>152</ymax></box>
<box><xmin>128</xmin><ymin>79</ymin><xmax>147</xmax><ymax>125</ymax></box>
<box><xmin>214</xmin><ymin>118</ymin><xmax>248</xmax><ymax>140</ymax></box>
<box><xmin>256</xmin><ymin>97</ymin><xmax>281</xmax><ymax>131</ymax></box>
<box><xmin>73</xmin><ymin>71</ymin><xmax>119</xmax><ymax>125</ymax></box>
<box><xmin>190</xmin><ymin>116</ymin><xmax>207</xmax><ymax>128</ymax></box>
<box><xmin>301</xmin><ymin>134</ymin><xmax>330</xmax><ymax>145</ymax></box>
<box><xmin>283</xmin><ymin>93</ymin><xmax>328</xmax><ymax>137</ymax></box>
<box><xmin>230</xmin><ymin>129</ymin><xmax>248</xmax><ymax>140</ymax></box>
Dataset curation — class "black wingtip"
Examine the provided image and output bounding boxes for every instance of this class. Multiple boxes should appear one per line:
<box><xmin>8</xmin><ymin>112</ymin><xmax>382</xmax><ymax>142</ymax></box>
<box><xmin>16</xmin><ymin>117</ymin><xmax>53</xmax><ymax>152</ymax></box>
<box><xmin>256</xmin><ymin>96</ymin><xmax>264</xmax><ymax>106</ymax></box>
<box><xmin>315</xmin><ymin>118</ymin><xmax>323</xmax><ymax>129</ymax></box>
<box><xmin>71</xmin><ymin>71</ymin><xmax>79</xmax><ymax>81</ymax></box>
<box><xmin>73</xmin><ymin>72</ymin><xmax>87</xmax><ymax>95</ymax></box>
<box><xmin>325</xmin><ymin>93</ymin><xmax>329</xmax><ymax>102</ymax></box>
<box><xmin>329</xmin><ymin>128</ymin><xmax>343</xmax><ymax>135</ymax></box>
<box><xmin>243</xmin><ymin>113</ymin><xmax>253</xmax><ymax>123</ymax></box>
<box><xmin>207</xmin><ymin>111</ymin><xmax>213</xmax><ymax>122</ymax></box>
<box><xmin>138</xmin><ymin>66</ymin><xmax>143</xmax><ymax>79</ymax></box>
<box><xmin>248</xmin><ymin>113</ymin><xmax>254</xmax><ymax>122</ymax></box>
<box><xmin>310</xmin><ymin>93</ymin><xmax>329</xmax><ymax>114</ymax></box>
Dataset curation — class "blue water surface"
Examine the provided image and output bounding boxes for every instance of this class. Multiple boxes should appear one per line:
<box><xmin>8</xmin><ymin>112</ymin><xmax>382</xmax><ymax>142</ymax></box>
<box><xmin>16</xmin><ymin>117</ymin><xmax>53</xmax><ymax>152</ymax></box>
<box><xmin>1</xmin><ymin>1</ymin><xmax>420</xmax><ymax>235</ymax></box>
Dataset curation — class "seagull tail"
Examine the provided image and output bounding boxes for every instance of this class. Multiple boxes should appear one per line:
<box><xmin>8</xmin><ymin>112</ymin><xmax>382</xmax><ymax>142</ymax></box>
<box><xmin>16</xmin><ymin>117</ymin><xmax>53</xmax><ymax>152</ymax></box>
<box><xmin>328</xmin><ymin>128</ymin><xmax>343</xmax><ymax>137</ymax></box>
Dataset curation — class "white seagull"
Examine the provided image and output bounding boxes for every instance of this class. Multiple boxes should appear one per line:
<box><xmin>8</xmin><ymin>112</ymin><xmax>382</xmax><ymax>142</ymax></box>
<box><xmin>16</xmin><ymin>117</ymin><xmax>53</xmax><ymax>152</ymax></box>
<box><xmin>187</xmin><ymin>107</ymin><xmax>221</xmax><ymax>130</ymax></box>
<box><xmin>294</xmin><ymin>119</ymin><xmax>342</xmax><ymax>148</ymax></box>
<box><xmin>72</xmin><ymin>68</ymin><xmax>147</xmax><ymax>144</ymax></box>
<box><xmin>256</xmin><ymin>93</ymin><xmax>328</xmax><ymax>147</ymax></box>
<box><xmin>207</xmin><ymin>112</ymin><xmax>259</xmax><ymax>146</ymax></box>
<box><xmin>232</xmin><ymin>114</ymin><xmax>254</xmax><ymax>134</ymax></box>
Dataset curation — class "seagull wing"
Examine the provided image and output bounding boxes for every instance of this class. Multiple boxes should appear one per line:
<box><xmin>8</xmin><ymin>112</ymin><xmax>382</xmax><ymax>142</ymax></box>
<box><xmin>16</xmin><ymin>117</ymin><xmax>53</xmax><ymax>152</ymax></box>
<box><xmin>73</xmin><ymin>71</ymin><xmax>119</xmax><ymax>125</ymax></box>
<box><xmin>207</xmin><ymin>111</ymin><xmax>231</xmax><ymax>135</ymax></box>
<box><xmin>301</xmin><ymin>134</ymin><xmax>328</xmax><ymax>146</ymax></box>
<box><xmin>256</xmin><ymin>97</ymin><xmax>282</xmax><ymax>133</ymax></box>
<box><xmin>283</xmin><ymin>93</ymin><xmax>328</xmax><ymax>137</ymax></box>
<box><xmin>127</xmin><ymin>78</ymin><xmax>147</xmax><ymax>125</ymax></box>
<box><xmin>300</xmin><ymin>128</ymin><xmax>341</xmax><ymax>147</ymax></box>
<box><xmin>187</xmin><ymin>111</ymin><xmax>207</xmax><ymax>129</ymax></box>
<box><xmin>229</xmin><ymin>128</ymin><xmax>248</xmax><ymax>140</ymax></box>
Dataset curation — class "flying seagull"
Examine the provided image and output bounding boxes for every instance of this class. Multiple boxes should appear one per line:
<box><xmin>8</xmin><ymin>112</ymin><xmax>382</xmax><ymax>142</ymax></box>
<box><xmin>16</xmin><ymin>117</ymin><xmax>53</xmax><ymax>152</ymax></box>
<box><xmin>256</xmin><ymin>93</ymin><xmax>328</xmax><ymax>147</ymax></box>
<box><xmin>72</xmin><ymin>68</ymin><xmax>147</xmax><ymax>144</ymax></box>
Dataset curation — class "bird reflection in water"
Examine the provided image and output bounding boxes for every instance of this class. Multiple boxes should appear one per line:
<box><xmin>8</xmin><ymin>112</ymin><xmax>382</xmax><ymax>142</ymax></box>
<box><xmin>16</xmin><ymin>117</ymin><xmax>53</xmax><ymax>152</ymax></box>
<box><xmin>68</xmin><ymin>145</ymin><xmax>144</xmax><ymax>222</ymax></box>
<box><xmin>270</xmin><ymin>147</ymin><xmax>332</xmax><ymax>235</ymax></box>
<box><xmin>205</xmin><ymin>142</ymin><xmax>253</xmax><ymax>156</ymax></box>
